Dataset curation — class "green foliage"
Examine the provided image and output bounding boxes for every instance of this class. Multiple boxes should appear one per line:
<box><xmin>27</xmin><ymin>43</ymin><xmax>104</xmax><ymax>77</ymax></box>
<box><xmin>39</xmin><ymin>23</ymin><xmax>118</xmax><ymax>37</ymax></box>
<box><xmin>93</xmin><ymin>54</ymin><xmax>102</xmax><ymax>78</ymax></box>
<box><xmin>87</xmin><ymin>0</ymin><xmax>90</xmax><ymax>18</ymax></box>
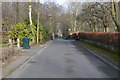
<box><xmin>9</xmin><ymin>19</ymin><xmax>50</xmax><ymax>44</ymax></box>
<box><xmin>79</xmin><ymin>40</ymin><xmax>120</xmax><ymax>62</ymax></box>
<box><xmin>24</xmin><ymin>19</ymin><xmax>30</xmax><ymax>25</ymax></box>
<box><xmin>9</xmin><ymin>20</ymin><xmax>35</xmax><ymax>40</ymax></box>
<box><xmin>39</xmin><ymin>23</ymin><xmax>43</xmax><ymax>32</ymax></box>
<box><xmin>38</xmin><ymin>23</ymin><xmax>50</xmax><ymax>43</ymax></box>
<box><xmin>31</xmin><ymin>24</ymin><xmax>37</xmax><ymax>36</ymax></box>
<box><xmin>43</xmin><ymin>28</ymin><xmax>50</xmax><ymax>41</ymax></box>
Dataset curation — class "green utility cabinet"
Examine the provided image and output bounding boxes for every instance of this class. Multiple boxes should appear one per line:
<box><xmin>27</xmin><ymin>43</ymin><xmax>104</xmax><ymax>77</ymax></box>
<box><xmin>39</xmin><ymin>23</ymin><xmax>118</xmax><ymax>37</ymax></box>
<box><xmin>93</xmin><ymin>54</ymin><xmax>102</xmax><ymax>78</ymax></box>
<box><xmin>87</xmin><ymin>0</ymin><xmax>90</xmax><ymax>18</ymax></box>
<box><xmin>22</xmin><ymin>38</ymin><xmax>30</xmax><ymax>49</ymax></box>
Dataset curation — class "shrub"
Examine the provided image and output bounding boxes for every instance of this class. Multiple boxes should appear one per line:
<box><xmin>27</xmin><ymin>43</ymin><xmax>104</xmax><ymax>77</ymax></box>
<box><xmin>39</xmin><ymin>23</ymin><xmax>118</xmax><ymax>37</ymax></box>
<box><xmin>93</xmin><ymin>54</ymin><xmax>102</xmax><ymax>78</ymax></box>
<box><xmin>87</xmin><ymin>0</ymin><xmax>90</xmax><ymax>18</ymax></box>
<box><xmin>2</xmin><ymin>47</ymin><xmax>18</xmax><ymax>63</ymax></box>
<box><xmin>78</xmin><ymin>32</ymin><xmax>120</xmax><ymax>48</ymax></box>
<box><xmin>43</xmin><ymin>28</ymin><xmax>50</xmax><ymax>41</ymax></box>
<box><xmin>72</xmin><ymin>32</ymin><xmax>120</xmax><ymax>54</ymax></box>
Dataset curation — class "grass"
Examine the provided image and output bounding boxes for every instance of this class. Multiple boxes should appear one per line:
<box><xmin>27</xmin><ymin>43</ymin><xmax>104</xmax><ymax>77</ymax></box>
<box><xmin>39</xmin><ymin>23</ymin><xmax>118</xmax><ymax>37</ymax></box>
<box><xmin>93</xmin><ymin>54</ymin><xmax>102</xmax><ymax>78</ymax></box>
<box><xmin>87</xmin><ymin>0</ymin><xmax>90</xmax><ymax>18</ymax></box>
<box><xmin>3</xmin><ymin>66</ymin><xmax>18</xmax><ymax>78</ymax></box>
<box><xmin>2</xmin><ymin>44</ymin><xmax>17</xmax><ymax>48</ymax></box>
<box><xmin>78</xmin><ymin>40</ymin><xmax>120</xmax><ymax>62</ymax></box>
<box><xmin>2</xmin><ymin>45</ymin><xmax>8</xmax><ymax>47</ymax></box>
<box><xmin>2</xmin><ymin>56</ymin><xmax>21</xmax><ymax>78</ymax></box>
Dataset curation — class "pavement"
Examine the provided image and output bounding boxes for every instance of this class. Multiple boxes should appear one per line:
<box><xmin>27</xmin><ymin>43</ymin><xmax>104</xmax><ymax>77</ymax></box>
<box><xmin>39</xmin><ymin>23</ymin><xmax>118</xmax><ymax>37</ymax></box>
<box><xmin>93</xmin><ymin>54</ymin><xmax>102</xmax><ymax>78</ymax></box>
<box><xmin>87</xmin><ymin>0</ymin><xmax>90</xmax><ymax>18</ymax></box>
<box><xmin>7</xmin><ymin>40</ymin><xmax>119</xmax><ymax>78</ymax></box>
<box><xmin>2</xmin><ymin>41</ymin><xmax>52</xmax><ymax>78</ymax></box>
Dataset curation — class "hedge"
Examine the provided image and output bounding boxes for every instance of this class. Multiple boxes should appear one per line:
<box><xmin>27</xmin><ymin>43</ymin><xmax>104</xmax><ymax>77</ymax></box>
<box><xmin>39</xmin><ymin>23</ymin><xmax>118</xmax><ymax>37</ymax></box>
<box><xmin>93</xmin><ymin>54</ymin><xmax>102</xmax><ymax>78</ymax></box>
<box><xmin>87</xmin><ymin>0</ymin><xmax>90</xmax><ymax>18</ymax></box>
<box><xmin>71</xmin><ymin>32</ymin><xmax>120</xmax><ymax>54</ymax></box>
<box><xmin>77</xmin><ymin>32</ymin><xmax>120</xmax><ymax>48</ymax></box>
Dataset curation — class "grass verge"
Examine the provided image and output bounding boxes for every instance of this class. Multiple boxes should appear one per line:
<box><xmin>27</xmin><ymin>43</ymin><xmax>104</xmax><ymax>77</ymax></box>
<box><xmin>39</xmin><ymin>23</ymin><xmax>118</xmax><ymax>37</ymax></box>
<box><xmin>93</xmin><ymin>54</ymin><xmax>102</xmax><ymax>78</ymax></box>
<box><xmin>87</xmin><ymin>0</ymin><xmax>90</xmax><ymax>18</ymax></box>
<box><xmin>78</xmin><ymin>40</ymin><xmax>120</xmax><ymax>67</ymax></box>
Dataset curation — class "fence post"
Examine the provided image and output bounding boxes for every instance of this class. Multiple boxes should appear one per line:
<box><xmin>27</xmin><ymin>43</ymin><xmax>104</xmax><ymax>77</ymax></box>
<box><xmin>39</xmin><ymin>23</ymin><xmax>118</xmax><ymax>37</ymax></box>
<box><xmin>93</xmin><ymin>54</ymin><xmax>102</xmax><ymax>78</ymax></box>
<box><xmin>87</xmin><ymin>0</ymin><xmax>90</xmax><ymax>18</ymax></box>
<box><xmin>17</xmin><ymin>38</ymin><xmax>20</xmax><ymax>48</ymax></box>
<box><xmin>9</xmin><ymin>39</ymin><xmax>12</xmax><ymax>47</ymax></box>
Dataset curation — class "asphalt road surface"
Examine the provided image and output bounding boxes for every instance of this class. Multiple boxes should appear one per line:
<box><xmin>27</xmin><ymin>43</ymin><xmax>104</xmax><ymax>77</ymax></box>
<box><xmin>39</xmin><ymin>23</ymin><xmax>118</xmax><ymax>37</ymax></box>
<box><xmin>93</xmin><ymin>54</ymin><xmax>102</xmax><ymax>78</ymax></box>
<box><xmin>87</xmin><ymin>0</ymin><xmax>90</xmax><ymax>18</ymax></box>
<box><xmin>13</xmin><ymin>40</ymin><xmax>118</xmax><ymax>78</ymax></box>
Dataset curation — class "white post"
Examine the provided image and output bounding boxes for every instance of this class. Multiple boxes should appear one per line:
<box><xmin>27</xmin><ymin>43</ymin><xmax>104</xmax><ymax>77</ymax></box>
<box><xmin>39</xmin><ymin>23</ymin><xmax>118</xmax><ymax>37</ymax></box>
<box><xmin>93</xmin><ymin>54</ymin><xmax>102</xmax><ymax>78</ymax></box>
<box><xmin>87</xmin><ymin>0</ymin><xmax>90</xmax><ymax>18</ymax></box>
<box><xmin>9</xmin><ymin>39</ymin><xmax>12</xmax><ymax>47</ymax></box>
<box><xmin>17</xmin><ymin>38</ymin><xmax>20</xmax><ymax>48</ymax></box>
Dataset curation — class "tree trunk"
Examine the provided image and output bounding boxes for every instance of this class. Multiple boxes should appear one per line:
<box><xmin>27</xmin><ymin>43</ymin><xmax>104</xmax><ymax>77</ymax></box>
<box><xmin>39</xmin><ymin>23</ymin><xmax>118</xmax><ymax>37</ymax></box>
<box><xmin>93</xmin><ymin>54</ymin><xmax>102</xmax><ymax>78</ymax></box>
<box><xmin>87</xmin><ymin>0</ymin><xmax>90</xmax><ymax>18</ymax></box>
<box><xmin>104</xmin><ymin>27</ymin><xmax>107</xmax><ymax>32</ymax></box>
<box><xmin>37</xmin><ymin>1</ymin><xmax>40</xmax><ymax>44</ymax></box>
<box><xmin>52</xmin><ymin>32</ymin><xmax>55</xmax><ymax>40</ymax></box>
<box><xmin>112</xmin><ymin>1</ymin><xmax>120</xmax><ymax>32</ymax></box>
<box><xmin>32</xmin><ymin>37</ymin><xmax>36</xmax><ymax>44</ymax></box>
<box><xmin>16</xmin><ymin>2</ymin><xmax>19</xmax><ymax>24</ymax></box>
<box><xmin>40</xmin><ymin>31</ymin><xmax>43</xmax><ymax>44</ymax></box>
<box><xmin>29</xmin><ymin>2</ymin><xmax>32</xmax><ymax>25</ymax></box>
<box><xmin>29</xmin><ymin>1</ymin><xmax>36</xmax><ymax>43</ymax></box>
<box><xmin>115</xmin><ymin>2</ymin><xmax>120</xmax><ymax>32</ymax></box>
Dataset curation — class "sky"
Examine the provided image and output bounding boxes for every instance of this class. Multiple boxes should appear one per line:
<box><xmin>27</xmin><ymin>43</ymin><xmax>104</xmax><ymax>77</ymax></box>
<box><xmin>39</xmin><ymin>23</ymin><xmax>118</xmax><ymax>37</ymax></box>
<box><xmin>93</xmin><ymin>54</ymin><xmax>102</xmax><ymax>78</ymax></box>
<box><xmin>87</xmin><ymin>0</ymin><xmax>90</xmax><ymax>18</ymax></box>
<box><xmin>1</xmin><ymin>0</ymin><xmax>120</xmax><ymax>3</ymax></box>
<box><xmin>55</xmin><ymin>0</ymin><xmax>66</xmax><ymax>5</ymax></box>
<box><xmin>40</xmin><ymin>0</ymin><xmax>120</xmax><ymax>5</ymax></box>
<box><xmin>40</xmin><ymin>0</ymin><xmax>66</xmax><ymax>5</ymax></box>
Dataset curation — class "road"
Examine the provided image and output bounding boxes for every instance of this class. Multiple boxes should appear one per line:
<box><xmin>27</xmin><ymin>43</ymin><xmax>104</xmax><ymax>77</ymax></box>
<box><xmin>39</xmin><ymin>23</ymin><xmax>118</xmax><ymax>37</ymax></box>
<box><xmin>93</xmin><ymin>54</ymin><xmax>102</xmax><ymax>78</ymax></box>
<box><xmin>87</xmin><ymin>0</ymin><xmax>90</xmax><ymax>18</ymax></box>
<box><xmin>13</xmin><ymin>40</ymin><xmax>118</xmax><ymax>78</ymax></box>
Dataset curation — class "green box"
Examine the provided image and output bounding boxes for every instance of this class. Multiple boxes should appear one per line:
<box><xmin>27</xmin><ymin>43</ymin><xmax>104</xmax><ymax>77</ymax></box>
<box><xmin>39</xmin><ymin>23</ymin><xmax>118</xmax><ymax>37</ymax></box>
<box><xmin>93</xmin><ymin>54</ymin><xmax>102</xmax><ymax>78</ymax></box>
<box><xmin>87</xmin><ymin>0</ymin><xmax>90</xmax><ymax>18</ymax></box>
<box><xmin>22</xmin><ymin>38</ymin><xmax>30</xmax><ymax>49</ymax></box>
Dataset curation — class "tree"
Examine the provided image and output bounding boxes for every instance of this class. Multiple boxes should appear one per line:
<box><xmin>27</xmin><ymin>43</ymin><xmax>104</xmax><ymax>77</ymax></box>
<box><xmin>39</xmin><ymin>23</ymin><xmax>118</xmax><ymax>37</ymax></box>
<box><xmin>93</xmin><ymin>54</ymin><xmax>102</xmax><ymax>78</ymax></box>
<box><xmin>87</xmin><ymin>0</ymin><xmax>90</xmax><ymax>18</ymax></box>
<box><xmin>37</xmin><ymin>0</ymin><xmax>40</xmax><ymax>44</ymax></box>
<box><xmin>76</xmin><ymin>2</ymin><xmax>118</xmax><ymax>32</ymax></box>
<box><xmin>111</xmin><ymin>1</ymin><xmax>120</xmax><ymax>32</ymax></box>
<box><xmin>67</xmin><ymin>2</ymin><xmax>82</xmax><ymax>33</ymax></box>
<box><xmin>9</xmin><ymin>20</ymin><xmax>33</xmax><ymax>42</ymax></box>
<box><xmin>28</xmin><ymin>1</ymin><xmax>37</xmax><ymax>44</ymax></box>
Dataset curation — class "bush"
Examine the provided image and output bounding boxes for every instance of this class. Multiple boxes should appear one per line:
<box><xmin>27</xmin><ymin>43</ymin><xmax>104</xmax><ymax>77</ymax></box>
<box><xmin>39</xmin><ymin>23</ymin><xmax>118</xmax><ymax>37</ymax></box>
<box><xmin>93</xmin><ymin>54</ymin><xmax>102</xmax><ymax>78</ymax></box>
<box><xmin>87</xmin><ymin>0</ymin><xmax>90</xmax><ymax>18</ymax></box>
<box><xmin>2</xmin><ymin>47</ymin><xmax>18</xmax><ymax>63</ymax></box>
<box><xmin>72</xmin><ymin>32</ymin><xmax>120</xmax><ymax>54</ymax></box>
<box><xmin>78</xmin><ymin>32</ymin><xmax>120</xmax><ymax>48</ymax></box>
<box><xmin>43</xmin><ymin>28</ymin><xmax>50</xmax><ymax>41</ymax></box>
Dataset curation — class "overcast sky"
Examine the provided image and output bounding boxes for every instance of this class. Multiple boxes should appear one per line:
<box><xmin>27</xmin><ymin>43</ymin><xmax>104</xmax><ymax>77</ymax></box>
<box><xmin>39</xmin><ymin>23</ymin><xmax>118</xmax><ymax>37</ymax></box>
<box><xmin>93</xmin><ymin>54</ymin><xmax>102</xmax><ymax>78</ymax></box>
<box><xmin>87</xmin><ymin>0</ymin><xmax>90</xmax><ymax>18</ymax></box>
<box><xmin>1</xmin><ymin>0</ymin><xmax>120</xmax><ymax>2</ymax></box>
